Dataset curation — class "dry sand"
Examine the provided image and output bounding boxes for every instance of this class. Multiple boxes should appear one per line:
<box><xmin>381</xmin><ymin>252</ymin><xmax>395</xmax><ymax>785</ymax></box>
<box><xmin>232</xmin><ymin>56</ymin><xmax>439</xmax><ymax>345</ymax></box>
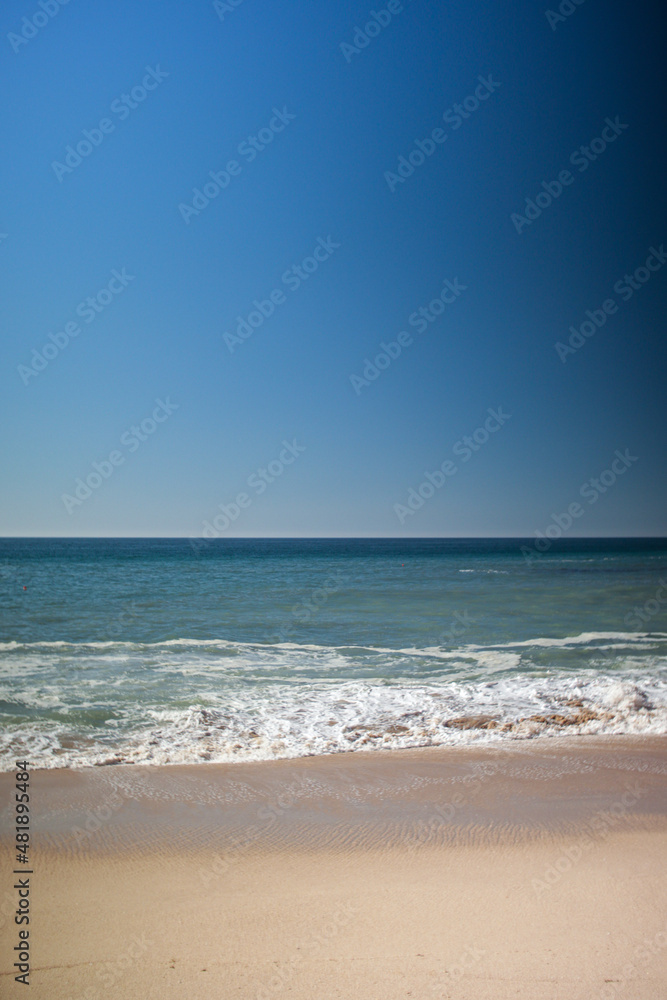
<box><xmin>1</xmin><ymin>736</ymin><xmax>666</xmax><ymax>998</ymax></box>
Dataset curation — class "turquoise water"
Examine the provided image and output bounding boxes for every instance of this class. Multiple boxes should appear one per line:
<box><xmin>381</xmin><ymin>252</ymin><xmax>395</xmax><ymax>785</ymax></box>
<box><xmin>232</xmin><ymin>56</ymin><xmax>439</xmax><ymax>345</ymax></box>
<box><xmin>1</xmin><ymin>538</ymin><xmax>666</xmax><ymax>769</ymax></box>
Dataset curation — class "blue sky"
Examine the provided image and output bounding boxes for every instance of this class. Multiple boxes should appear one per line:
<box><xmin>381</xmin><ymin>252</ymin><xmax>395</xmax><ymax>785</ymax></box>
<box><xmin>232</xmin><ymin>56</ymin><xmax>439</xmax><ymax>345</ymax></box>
<box><xmin>2</xmin><ymin>0</ymin><xmax>665</xmax><ymax>537</ymax></box>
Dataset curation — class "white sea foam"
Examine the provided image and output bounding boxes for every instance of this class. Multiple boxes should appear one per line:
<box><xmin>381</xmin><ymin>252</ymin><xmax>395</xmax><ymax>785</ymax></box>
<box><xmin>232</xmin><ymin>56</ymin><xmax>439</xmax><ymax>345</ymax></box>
<box><xmin>474</xmin><ymin>631</ymin><xmax>667</xmax><ymax>649</ymax></box>
<box><xmin>1</xmin><ymin>631</ymin><xmax>664</xmax><ymax>656</ymax></box>
<box><xmin>2</xmin><ymin>632</ymin><xmax>666</xmax><ymax>769</ymax></box>
<box><xmin>1</xmin><ymin>670</ymin><xmax>665</xmax><ymax>769</ymax></box>
<box><xmin>458</xmin><ymin>568</ymin><xmax>509</xmax><ymax>574</ymax></box>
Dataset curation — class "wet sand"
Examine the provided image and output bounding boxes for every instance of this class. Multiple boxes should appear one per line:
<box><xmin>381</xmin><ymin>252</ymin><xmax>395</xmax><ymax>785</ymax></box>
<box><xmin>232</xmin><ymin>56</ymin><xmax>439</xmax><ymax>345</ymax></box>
<box><xmin>1</xmin><ymin>736</ymin><xmax>666</xmax><ymax>998</ymax></box>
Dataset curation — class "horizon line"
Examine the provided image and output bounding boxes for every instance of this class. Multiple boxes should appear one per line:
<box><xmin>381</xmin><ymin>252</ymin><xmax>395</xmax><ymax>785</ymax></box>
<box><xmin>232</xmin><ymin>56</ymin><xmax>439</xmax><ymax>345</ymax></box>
<box><xmin>2</xmin><ymin>536</ymin><xmax>666</xmax><ymax>542</ymax></box>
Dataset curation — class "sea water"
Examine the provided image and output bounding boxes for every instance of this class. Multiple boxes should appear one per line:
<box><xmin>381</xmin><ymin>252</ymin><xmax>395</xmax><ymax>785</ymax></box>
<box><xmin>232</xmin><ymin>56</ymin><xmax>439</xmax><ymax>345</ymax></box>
<box><xmin>1</xmin><ymin>538</ymin><xmax>666</xmax><ymax>769</ymax></box>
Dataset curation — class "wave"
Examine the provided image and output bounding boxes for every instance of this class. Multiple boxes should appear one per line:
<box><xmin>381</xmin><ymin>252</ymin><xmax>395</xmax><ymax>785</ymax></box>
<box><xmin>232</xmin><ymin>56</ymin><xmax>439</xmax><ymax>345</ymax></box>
<box><xmin>458</xmin><ymin>568</ymin><xmax>510</xmax><ymax>574</ymax></box>
<box><xmin>475</xmin><ymin>632</ymin><xmax>667</xmax><ymax>649</ymax></box>
<box><xmin>1</xmin><ymin>671</ymin><xmax>666</xmax><ymax>770</ymax></box>
<box><xmin>2</xmin><ymin>631</ymin><xmax>666</xmax><ymax>769</ymax></box>
<box><xmin>1</xmin><ymin>630</ymin><xmax>665</xmax><ymax>653</ymax></box>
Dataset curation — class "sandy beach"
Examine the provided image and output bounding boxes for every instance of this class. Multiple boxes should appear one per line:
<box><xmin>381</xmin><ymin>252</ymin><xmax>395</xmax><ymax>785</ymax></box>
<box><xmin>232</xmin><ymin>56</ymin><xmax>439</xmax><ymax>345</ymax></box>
<box><xmin>2</xmin><ymin>736</ymin><xmax>666</xmax><ymax>999</ymax></box>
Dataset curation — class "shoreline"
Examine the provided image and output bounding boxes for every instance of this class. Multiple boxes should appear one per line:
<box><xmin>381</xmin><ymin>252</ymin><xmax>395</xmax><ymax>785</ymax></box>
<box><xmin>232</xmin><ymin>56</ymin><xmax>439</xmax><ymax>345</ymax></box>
<box><xmin>2</xmin><ymin>736</ymin><xmax>666</xmax><ymax>998</ymax></box>
<box><xmin>5</xmin><ymin>628</ymin><xmax>666</xmax><ymax>774</ymax></box>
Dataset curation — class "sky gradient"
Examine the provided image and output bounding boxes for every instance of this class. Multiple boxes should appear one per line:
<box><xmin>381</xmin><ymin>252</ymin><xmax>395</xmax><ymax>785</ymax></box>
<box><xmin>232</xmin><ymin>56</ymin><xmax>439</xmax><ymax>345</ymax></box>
<box><xmin>2</xmin><ymin>0</ymin><xmax>666</xmax><ymax>537</ymax></box>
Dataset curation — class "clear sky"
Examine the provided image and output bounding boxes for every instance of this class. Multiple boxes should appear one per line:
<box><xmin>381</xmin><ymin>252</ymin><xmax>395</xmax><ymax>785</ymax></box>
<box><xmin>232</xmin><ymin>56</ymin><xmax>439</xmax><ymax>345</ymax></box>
<box><xmin>2</xmin><ymin>0</ymin><xmax>666</xmax><ymax>538</ymax></box>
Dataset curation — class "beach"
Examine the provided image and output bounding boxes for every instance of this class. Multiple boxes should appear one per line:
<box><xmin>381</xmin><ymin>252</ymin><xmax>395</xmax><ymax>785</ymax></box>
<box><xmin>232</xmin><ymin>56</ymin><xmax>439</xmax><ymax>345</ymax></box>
<box><xmin>2</xmin><ymin>541</ymin><xmax>666</xmax><ymax>995</ymax></box>
<box><xmin>2</xmin><ymin>736</ymin><xmax>666</xmax><ymax>998</ymax></box>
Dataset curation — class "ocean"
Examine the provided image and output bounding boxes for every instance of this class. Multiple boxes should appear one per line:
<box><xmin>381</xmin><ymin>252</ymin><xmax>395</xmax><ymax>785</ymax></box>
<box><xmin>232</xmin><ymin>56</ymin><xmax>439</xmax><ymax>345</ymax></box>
<box><xmin>1</xmin><ymin>537</ymin><xmax>666</xmax><ymax>770</ymax></box>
